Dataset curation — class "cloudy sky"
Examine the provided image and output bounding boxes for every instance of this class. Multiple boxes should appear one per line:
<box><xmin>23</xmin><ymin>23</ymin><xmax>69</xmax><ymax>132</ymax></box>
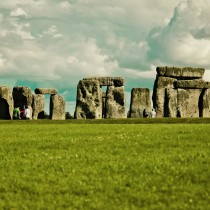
<box><xmin>0</xmin><ymin>0</ymin><xmax>210</xmax><ymax>114</ymax></box>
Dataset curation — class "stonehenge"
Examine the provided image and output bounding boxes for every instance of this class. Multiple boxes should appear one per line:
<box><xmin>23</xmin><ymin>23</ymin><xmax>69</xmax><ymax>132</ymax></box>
<box><xmin>152</xmin><ymin>66</ymin><xmax>209</xmax><ymax>118</ymax></box>
<box><xmin>75</xmin><ymin>77</ymin><xmax>126</xmax><ymax>119</ymax></box>
<box><xmin>0</xmin><ymin>66</ymin><xmax>210</xmax><ymax>120</ymax></box>
<box><xmin>0</xmin><ymin>86</ymin><xmax>65</xmax><ymax>120</ymax></box>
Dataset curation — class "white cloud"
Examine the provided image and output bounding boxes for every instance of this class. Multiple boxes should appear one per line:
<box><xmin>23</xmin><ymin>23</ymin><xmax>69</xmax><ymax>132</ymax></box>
<box><xmin>0</xmin><ymin>54</ymin><xmax>6</xmax><ymax>67</ymax></box>
<box><xmin>2</xmin><ymin>0</ymin><xmax>210</xmax><ymax>116</ymax></box>
<box><xmin>59</xmin><ymin>1</ymin><xmax>71</xmax><ymax>10</ymax></box>
<box><xmin>147</xmin><ymin>0</ymin><xmax>210</xmax><ymax>69</ymax></box>
<box><xmin>42</xmin><ymin>25</ymin><xmax>63</xmax><ymax>38</ymax></box>
<box><xmin>64</xmin><ymin>39</ymin><xmax>119</xmax><ymax>78</ymax></box>
<box><xmin>204</xmin><ymin>70</ymin><xmax>210</xmax><ymax>81</ymax></box>
<box><xmin>11</xmin><ymin>21</ymin><xmax>34</xmax><ymax>39</ymax></box>
<box><xmin>10</xmin><ymin>8</ymin><xmax>29</xmax><ymax>17</ymax></box>
<box><xmin>123</xmin><ymin>66</ymin><xmax>156</xmax><ymax>79</ymax></box>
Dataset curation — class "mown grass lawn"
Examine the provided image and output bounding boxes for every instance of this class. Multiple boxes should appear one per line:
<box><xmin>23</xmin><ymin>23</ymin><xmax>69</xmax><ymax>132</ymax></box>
<box><xmin>0</xmin><ymin>120</ymin><xmax>210</xmax><ymax>209</ymax></box>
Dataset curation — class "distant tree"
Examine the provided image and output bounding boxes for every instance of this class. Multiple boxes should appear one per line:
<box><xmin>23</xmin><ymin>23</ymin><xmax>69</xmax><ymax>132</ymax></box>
<box><xmin>65</xmin><ymin>112</ymin><xmax>74</xmax><ymax>119</ymax></box>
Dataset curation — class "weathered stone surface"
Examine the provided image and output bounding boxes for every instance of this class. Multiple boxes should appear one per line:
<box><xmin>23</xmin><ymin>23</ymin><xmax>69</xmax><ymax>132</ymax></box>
<box><xmin>35</xmin><ymin>88</ymin><xmax>57</xmax><ymax>95</ymax></box>
<box><xmin>83</xmin><ymin>77</ymin><xmax>124</xmax><ymax>87</ymax></box>
<box><xmin>32</xmin><ymin>94</ymin><xmax>45</xmax><ymax>120</ymax></box>
<box><xmin>176</xmin><ymin>79</ymin><xmax>206</xmax><ymax>89</ymax></box>
<box><xmin>202</xmin><ymin>89</ymin><xmax>210</xmax><ymax>117</ymax></box>
<box><xmin>106</xmin><ymin>86</ymin><xmax>126</xmax><ymax>118</ymax></box>
<box><xmin>0</xmin><ymin>86</ymin><xmax>14</xmax><ymax>119</ymax></box>
<box><xmin>155</xmin><ymin>77</ymin><xmax>177</xmax><ymax>88</ymax></box>
<box><xmin>50</xmin><ymin>94</ymin><xmax>65</xmax><ymax>120</ymax></box>
<box><xmin>152</xmin><ymin>77</ymin><xmax>177</xmax><ymax>117</ymax></box>
<box><xmin>156</xmin><ymin>66</ymin><xmax>205</xmax><ymax>78</ymax></box>
<box><xmin>182</xmin><ymin>67</ymin><xmax>205</xmax><ymax>78</ymax></box>
<box><xmin>177</xmin><ymin>89</ymin><xmax>202</xmax><ymax>117</ymax></box>
<box><xmin>204</xmin><ymin>82</ymin><xmax>210</xmax><ymax>89</ymax></box>
<box><xmin>74</xmin><ymin>80</ymin><xmax>102</xmax><ymax>119</ymax></box>
<box><xmin>157</xmin><ymin>66</ymin><xmax>182</xmax><ymax>77</ymax></box>
<box><xmin>129</xmin><ymin>88</ymin><xmax>151</xmax><ymax>118</ymax></box>
<box><xmin>12</xmin><ymin>86</ymin><xmax>32</xmax><ymax>119</ymax></box>
<box><xmin>165</xmin><ymin>88</ymin><xmax>177</xmax><ymax>117</ymax></box>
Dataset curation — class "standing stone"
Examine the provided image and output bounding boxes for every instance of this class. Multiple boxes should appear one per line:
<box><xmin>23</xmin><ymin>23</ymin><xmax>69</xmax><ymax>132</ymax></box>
<box><xmin>0</xmin><ymin>86</ymin><xmax>14</xmax><ymax>119</ymax></box>
<box><xmin>106</xmin><ymin>86</ymin><xmax>126</xmax><ymax>118</ymax></box>
<box><xmin>202</xmin><ymin>89</ymin><xmax>210</xmax><ymax>117</ymax></box>
<box><xmin>32</xmin><ymin>94</ymin><xmax>45</xmax><ymax>120</ymax></box>
<box><xmin>102</xmin><ymin>92</ymin><xmax>107</xmax><ymax>118</ymax></box>
<box><xmin>50</xmin><ymin>94</ymin><xmax>65</xmax><ymax>120</ymax></box>
<box><xmin>129</xmin><ymin>88</ymin><xmax>151</xmax><ymax>118</ymax></box>
<box><xmin>165</xmin><ymin>88</ymin><xmax>178</xmax><ymax>117</ymax></box>
<box><xmin>75</xmin><ymin>80</ymin><xmax>102</xmax><ymax>119</ymax></box>
<box><xmin>12</xmin><ymin>86</ymin><xmax>32</xmax><ymax>119</ymax></box>
<box><xmin>13</xmin><ymin>86</ymin><xmax>32</xmax><ymax>108</ymax></box>
<box><xmin>152</xmin><ymin>77</ymin><xmax>177</xmax><ymax>117</ymax></box>
<box><xmin>177</xmin><ymin>89</ymin><xmax>202</xmax><ymax>117</ymax></box>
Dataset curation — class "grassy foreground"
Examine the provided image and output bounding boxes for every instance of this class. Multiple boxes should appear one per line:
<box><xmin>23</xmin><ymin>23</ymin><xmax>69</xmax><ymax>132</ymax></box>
<box><xmin>0</xmin><ymin>120</ymin><xmax>210</xmax><ymax>209</ymax></box>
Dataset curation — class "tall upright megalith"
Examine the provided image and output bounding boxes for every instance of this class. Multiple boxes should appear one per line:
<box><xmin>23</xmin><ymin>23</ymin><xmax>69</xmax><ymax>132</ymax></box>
<box><xmin>106</xmin><ymin>85</ymin><xmax>126</xmax><ymax>118</ymax></box>
<box><xmin>165</xmin><ymin>88</ymin><xmax>177</xmax><ymax>117</ymax></box>
<box><xmin>0</xmin><ymin>86</ymin><xmax>14</xmax><ymax>119</ymax></box>
<box><xmin>13</xmin><ymin>86</ymin><xmax>32</xmax><ymax>108</ymax></box>
<box><xmin>74</xmin><ymin>77</ymin><xmax>126</xmax><ymax>119</ymax></box>
<box><xmin>129</xmin><ymin>88</ymin><xmax>151</xmax><ymax>118</ymax></box>
<box><xmin>32</xmin><ymin>94</ymin><xmax>45</xmax><ymax>119</ymax></box>
<box><xmin>202</xmin><ymin>89</ymin><xmax>210</xmax><ymax>117</ymax></box>
<box><xmin>50</xmin><ymin>94</ymin><xmax>65</xmax><ymax>120</ymax></box>
<box><xmin>74</xmin><ymin>79</ymin><xmax>102</xmax><ymax>119</ymax></box>
<box><xmin>12</xmin><ymin>86</ymin><xmax>32</xmax><ymax>119</ymax></box>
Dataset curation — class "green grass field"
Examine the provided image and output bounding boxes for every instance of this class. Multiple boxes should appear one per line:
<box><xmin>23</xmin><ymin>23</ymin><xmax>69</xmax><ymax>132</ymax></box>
<box><xmin>0</xmin><ymin>119</ymin><xmax>210</xmax><ymax>209</ymax></box>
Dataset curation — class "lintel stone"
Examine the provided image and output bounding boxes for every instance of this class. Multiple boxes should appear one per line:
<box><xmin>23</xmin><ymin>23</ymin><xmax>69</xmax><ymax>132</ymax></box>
<box><xmin>35</xmin><ymin>88</ymin><xmax>57</xmax><ymax>95</ymax></box>
<box><xmin>156</xmin><ymin>66</ymin><xmax>205</xmax><ymax>79</ymax></box>
<box><xmin>83</xmin><ymin>77</ymin><xmax>124</xmax><ymax>87</ymax></box>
